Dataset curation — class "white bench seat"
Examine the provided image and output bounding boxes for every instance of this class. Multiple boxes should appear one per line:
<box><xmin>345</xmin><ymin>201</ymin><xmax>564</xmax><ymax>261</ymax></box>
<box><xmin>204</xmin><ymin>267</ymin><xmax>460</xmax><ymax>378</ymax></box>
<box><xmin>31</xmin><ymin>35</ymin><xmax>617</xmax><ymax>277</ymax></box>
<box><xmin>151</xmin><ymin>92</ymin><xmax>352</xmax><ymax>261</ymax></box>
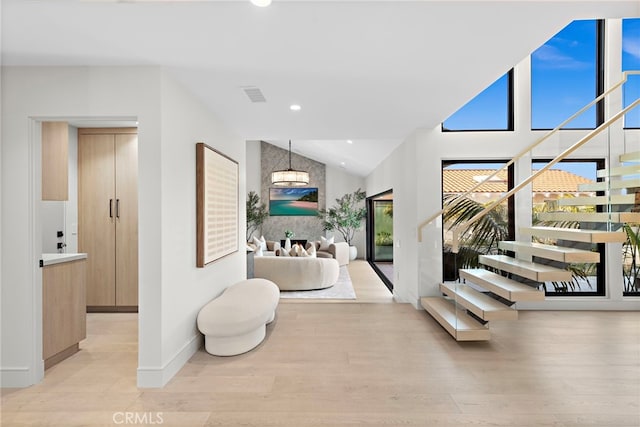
<box><xmin>197</xmin><ymin>278</ymin><xmax>279</xmax><ymax>356</ymax></box>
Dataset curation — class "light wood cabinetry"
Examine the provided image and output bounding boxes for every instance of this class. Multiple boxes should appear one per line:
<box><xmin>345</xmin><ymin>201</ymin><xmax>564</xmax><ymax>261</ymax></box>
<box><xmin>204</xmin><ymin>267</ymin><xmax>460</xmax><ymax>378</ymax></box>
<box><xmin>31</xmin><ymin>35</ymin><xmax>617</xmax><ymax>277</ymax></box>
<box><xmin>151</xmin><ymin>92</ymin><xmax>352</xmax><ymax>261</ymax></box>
<box><xmin>41</xmin><ymin>121</ymin><xmax>69</xmax><ymax>201</ymax></box>
<box><xmin>78</xmin><ymin>128</ymin><xmax>138</xmax><ymax>310</ymax></box>
<box><xmin>42</xmin><ymin>259</ymin><xmax>86</xmax><ymax>369</ymax></box>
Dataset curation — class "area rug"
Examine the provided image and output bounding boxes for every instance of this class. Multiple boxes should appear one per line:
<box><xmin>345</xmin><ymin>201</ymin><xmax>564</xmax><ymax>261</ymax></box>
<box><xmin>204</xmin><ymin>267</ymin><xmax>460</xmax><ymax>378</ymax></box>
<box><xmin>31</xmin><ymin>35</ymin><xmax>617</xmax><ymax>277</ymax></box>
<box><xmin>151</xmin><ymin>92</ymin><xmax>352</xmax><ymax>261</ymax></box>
<box><xmin>279</xmin><ymin>266</ymin><xmax>356</xmax><ymax>299</ymax></box>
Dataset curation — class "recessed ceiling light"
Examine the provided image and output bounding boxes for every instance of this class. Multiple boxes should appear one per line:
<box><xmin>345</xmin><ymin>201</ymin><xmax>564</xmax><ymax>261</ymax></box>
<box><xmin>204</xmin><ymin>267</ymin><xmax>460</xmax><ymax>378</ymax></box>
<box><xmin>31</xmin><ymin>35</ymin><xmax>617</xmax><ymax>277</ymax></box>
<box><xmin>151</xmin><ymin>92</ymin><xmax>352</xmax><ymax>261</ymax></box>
<box><xmin>289</xmin><ymin>104</ymin><xmax>301</xmax><ymax>111</ymax></box>
<box><xmin>251</xmin><ymin>0</ymin><xmax>272</xmax><ymax>7</ymax></box>
<box><xmin>340</xmin><ymin>162</ymin><xmax>346</xmax><ymax>168</ymax></box>
<box><xmin>346</xmin><ymin>140</ymin><xmax>353</xmax><ymax>144</ymax></box>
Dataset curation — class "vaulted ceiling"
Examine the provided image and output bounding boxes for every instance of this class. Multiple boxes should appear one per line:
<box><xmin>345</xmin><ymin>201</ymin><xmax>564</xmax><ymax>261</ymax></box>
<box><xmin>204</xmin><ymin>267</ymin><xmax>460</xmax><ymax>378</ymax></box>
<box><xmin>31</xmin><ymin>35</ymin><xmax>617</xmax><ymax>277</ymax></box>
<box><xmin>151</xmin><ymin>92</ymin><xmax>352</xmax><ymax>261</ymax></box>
<box><xmin>2</xmin><ymin>1</ymin><xmax>638</xmax><ymax>176</ymax></box>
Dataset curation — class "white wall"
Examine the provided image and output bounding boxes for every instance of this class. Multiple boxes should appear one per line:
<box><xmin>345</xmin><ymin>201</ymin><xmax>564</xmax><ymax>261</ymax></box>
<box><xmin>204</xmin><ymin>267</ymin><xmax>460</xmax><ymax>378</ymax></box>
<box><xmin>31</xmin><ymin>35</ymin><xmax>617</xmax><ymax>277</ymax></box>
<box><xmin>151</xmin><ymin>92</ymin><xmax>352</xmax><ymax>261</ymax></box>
<box><xmin>366</xmin><ymin>134</ymin><xmax>419</xmax><ymax>304</ymax></box>
<box><xmin>152</xmin><ymin>73</ymin><xmax>246</xmax><ymax>386</ymax></box>
<box><xmin>66</xmin><ymin>125</ymin><xmax>79</xmax><ymax>254</ymax></box>
<box><xmin>1</xmin><ymin>66</ymin><xmax>244</xmax><ymax>388</ymax></box>
<box><xmin>246</xmin><ymin>140</ymin><xmax>261</xmax><ymax>197</ymax></box>
<box><xmin>41</xmin><ymin>201</ymin><xmax>64</xmax><ymax>253</ymax></box>
<box><xmin>366</xmin><ymin>19</ymin><xmax>640</xmax><ymax>310</ymax></box>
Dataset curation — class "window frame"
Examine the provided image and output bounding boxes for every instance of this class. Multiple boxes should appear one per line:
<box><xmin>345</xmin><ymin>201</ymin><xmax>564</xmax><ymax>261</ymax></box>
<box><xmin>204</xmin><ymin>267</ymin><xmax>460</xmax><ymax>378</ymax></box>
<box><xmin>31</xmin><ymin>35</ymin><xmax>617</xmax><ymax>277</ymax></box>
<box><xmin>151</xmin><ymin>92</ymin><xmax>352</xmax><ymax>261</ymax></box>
<box><xmin>441</xmin><ymin>159</ymin><xmax>516</xmax><ymax>282</ymax></box>
<box><xmin>531</xmin><ymin>19</ymin><xmax>605</xmax><ymax>131</ymax></box>
<box><xmin>622</xmin><ymin>18</ymin><xmax>640</xmax><ymax>130</ymax></box>
<box><xmin>531</xmin><ymin>158</ymin><xmax>606</xmax><ymax>297</ymax></box>
<box><xmin>441</xmin><ymin>69</ymin><xmax>515</xmax><ymax>133</ymax></box>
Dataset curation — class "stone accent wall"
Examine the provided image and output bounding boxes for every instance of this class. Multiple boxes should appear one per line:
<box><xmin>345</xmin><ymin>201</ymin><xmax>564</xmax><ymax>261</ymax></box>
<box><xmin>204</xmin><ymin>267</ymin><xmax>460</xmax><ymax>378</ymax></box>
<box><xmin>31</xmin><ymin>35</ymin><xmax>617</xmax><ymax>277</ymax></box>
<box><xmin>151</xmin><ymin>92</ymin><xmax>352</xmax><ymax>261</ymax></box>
<box><xmin>260</xmin><ymin>141</ymin><xmax>325</xmax><ymax>243</ymax></box>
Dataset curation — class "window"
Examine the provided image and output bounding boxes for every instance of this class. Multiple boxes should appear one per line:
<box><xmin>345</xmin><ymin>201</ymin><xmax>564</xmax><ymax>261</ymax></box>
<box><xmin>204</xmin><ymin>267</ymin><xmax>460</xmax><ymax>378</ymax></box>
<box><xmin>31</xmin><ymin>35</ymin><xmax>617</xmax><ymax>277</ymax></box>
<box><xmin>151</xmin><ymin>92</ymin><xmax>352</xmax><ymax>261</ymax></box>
<box><xmin>441</xmin><ymin>161</ymin><xmax>515</xmax><ymax>281</ymax></box>
<box><xmin>531</xmin><ymin>159</ymin><xmax>605</xmax><ymax>296</ymax></box>
<box><xmin>623</xmin><ymin>18</ymin><xmax>640</xmax><ymax>129</ymax></box>
<box><xmin>531</xmin><ymin>20</ymin><xmax>603</xmax><ymax>130</ymax></box>
<box><xmin>442</xmin><ymin>70</ymin><xmax>514</xmax><ymax>131</ymax></box>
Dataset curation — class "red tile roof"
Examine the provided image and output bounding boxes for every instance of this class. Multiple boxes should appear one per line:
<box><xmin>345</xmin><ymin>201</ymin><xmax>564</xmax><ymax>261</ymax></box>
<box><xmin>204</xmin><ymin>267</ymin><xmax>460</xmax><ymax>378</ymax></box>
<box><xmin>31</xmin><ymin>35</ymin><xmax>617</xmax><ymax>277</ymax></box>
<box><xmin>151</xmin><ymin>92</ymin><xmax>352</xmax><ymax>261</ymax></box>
<box><xmin>443</xmin><ymin>169</ymin><xmax>593</xmax><ymax>193</ymax></box>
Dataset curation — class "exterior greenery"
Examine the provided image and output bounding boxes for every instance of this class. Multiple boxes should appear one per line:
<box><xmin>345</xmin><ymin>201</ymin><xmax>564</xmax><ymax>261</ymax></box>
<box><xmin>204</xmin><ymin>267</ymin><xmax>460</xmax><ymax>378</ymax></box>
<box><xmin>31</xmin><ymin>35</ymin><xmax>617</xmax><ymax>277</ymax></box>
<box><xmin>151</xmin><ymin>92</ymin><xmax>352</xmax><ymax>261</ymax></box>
<box><xmin>319</xmin><ymin>189</ymin><xmax>367</xmax><ymax>246</ymax></box>
<box><xmin>246</xmin><ymin>191</ymin><xmax>268</xmax><ymax>241</ymax></box>
<box><xmin>623</xmin><ymin>224</ymin><xmax>639</xmax><ymax>294</ymax></box>
<box><xmin>443</xmin><ymin>194</ymin><xmax>509</xmax><ymax>270</ymax></box>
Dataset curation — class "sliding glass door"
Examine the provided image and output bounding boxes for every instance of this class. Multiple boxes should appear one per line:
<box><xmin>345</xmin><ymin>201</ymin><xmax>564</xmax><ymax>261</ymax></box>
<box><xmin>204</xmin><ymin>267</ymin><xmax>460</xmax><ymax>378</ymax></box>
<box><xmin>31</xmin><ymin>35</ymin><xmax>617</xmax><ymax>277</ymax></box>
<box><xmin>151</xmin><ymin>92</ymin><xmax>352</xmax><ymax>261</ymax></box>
<box><xmin>366</xmin><ymin>190</ymin><xmax>394</xmax><ymax>291</ymax></box>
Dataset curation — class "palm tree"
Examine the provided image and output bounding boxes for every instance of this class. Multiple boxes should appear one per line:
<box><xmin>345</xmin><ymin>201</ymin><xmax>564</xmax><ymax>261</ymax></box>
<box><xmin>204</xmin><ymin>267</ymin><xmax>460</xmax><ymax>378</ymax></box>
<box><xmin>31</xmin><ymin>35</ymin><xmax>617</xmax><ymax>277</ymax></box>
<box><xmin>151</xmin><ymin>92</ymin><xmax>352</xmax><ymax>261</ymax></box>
<box><xmin>443</xmin><ymin>194</ymin><xmax>509</xmax><ymax>270</ymax></box>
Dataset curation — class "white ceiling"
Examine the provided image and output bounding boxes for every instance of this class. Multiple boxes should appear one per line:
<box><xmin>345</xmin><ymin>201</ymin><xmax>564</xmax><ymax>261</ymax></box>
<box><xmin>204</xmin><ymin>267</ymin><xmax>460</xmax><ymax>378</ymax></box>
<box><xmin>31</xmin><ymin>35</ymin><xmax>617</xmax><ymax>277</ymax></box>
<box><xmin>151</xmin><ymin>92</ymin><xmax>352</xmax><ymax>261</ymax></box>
<box><xmin>2</xmin><ymin>1</ymin><xmax>638</xmax><ymax>176</ymax></box>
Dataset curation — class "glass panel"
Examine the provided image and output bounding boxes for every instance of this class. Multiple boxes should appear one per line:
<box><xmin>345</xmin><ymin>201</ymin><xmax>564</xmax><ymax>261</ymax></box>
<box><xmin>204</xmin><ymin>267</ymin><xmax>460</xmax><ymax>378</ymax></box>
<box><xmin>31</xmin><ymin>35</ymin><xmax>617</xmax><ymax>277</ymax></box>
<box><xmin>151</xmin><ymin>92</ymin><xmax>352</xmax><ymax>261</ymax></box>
<box><xmin>532</xmin><ymin>160</ymin><xmax>604</xmax><ymax>295</ymax></box>
<box><xmin>622</xmin><ymin>18</ymin><xmax>640</xmax><ymax>129</ymax></box>
<box><xmin>367</xmin><ymin>191</ymin><xmax>394</xmax><ymax>291</ymax></box>
<box><xmin>442</xmin><ymin>161</ymin><xmax>513</xmax><ymax>281</ymax></box>
<box><xmin>443</xmin><ymin>72</ymin><xmax>512</xmax><ymax>131</ymax></box>
<box><xmin>373</xmin><ymin>200</ymin><xmax>394</xmax><ymax>262</ymax></box>
<box><xmin>531</xmin><ymin>20</ymin><xmax>598</xmax><ymax>129</ymax></box>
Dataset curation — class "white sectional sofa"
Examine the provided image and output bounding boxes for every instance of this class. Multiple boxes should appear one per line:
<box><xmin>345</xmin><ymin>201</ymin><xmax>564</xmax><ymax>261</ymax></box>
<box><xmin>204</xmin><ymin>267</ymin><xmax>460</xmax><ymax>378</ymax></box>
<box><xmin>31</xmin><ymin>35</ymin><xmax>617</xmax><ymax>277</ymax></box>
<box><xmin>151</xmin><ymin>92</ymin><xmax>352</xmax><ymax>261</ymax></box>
<box><xmin>253</xmin><ymin>256</ymin><xmax>340</xmax><ymax>291</ymax></box>
<box><xmin>306</xmin><ymin>241</ymin><xmax>350</xmax><ymax>266</ymax></box>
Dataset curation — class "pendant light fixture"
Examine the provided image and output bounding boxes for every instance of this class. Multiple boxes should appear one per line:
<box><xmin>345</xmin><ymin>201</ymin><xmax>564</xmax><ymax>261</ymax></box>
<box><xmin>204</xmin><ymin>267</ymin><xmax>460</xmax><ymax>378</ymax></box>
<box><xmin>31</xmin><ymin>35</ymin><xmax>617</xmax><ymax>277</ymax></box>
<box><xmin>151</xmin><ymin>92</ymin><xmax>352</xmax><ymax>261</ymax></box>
<box><xmin>271</xmin><ymin>140</ymin><xmax>309</xmax><ymax>186</ymax></box>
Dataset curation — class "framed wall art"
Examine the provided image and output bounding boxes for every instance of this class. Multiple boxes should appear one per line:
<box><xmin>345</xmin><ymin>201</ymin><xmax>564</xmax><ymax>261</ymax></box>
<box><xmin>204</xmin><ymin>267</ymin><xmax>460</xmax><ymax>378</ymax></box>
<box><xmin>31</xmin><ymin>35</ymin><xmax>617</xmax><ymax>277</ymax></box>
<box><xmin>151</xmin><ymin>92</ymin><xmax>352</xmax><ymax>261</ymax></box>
<box><xmin>196</xmin><ymin>142</ymin><xmax>239</xmax><ymax>267</ymax></box>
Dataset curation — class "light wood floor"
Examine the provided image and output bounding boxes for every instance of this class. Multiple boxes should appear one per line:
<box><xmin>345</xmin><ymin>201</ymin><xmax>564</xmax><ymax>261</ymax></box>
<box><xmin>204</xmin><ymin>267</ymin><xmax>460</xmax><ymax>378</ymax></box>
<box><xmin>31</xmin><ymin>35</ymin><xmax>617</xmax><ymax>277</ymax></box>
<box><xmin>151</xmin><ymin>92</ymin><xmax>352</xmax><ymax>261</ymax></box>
<box><xmin>2</xmin><ymin>270</ymin><xmax>639</xmax><ymax>426</ymax></box>
<box><xmin>279</xmin><ymin>260</ymin><xmax>394</xmax><ymax>304</ymax></box>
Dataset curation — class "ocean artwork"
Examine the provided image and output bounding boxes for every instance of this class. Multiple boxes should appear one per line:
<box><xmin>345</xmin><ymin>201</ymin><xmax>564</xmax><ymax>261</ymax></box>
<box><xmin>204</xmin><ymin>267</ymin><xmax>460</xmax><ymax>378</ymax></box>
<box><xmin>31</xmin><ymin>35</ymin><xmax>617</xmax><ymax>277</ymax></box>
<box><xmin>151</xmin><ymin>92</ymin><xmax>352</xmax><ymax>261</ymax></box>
<box><xmin>270</xmin><ymin>187</ymin><xmax>319</xmax><ymax>216</ymax></box>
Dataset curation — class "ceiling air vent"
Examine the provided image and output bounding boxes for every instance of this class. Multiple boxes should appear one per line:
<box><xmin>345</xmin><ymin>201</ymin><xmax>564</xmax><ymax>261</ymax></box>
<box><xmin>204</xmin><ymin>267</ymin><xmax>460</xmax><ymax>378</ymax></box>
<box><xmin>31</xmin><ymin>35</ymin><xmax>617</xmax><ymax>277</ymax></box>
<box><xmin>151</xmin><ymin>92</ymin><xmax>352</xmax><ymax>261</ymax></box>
<box><xmin>242</xmin><ymin>86</ymin><xmax>266</xmax><ymax>103</ymax></box>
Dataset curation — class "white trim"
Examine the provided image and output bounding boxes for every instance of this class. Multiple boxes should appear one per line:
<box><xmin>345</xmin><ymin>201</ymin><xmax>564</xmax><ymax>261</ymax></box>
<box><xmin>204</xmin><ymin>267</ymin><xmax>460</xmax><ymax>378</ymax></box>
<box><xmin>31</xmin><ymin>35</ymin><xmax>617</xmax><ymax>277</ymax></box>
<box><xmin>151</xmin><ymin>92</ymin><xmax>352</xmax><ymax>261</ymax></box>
<box><xmin>0</xmin><ymin>367</ymin><xmax>32</xmax><ymax>388</ymax></box>
<box><xmin>30</xmin><ymin>119</ymin><xmax>44</xmax><ymax>387</ymax></box>
<box><xmin>137</xmin><ymin>334</ymin><xmax>202</xmax><ymax>388</ymax></box>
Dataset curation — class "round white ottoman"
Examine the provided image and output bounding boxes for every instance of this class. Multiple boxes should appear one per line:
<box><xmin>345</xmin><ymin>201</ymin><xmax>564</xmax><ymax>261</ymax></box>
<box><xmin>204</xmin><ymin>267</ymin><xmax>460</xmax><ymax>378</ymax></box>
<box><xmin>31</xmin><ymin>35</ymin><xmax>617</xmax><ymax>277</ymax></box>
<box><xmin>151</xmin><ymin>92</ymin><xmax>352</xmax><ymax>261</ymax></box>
<box><xmin>197</xmin><ymin>278</ymin><xmax>279</xmax><ymax>356</ymax></box>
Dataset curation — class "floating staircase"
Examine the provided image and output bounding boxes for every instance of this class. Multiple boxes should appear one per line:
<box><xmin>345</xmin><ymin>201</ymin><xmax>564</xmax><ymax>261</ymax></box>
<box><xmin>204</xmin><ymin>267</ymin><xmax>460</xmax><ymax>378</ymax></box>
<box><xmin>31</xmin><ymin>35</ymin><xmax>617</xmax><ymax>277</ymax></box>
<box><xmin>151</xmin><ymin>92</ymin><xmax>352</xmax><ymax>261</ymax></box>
<box><xmin>421</xmin><ymin>150</ymin><xmax>639</xmax><ymax>341</ymax></box>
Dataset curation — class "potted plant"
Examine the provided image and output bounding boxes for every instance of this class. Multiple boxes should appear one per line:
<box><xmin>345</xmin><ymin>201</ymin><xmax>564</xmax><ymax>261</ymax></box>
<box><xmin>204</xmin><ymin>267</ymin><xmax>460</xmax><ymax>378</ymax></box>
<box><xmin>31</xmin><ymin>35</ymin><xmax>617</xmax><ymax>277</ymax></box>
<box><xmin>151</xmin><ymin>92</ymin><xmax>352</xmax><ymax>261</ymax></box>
<box><xmin>319</xmin><ymin>188</ymin><xmax>367</xmax><ymax>260</ymax></box>
<box><xmin>246</xmin><ymin>191</ymin><xmax>268</xmax><ymax>242</ymax></box>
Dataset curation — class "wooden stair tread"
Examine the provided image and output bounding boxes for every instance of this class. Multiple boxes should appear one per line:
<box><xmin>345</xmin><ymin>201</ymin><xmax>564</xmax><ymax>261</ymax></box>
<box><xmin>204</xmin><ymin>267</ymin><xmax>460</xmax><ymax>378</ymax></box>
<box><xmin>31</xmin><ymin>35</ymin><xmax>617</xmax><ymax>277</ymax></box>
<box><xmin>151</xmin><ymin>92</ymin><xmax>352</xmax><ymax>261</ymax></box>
<box><xmin>558</xmin><ymin>194</ymin><xmax>636</xmax><ymax>206</ymax></box>
<box><xmin>498</xmin><ymin>241</ymin><xmax>600</xmax><ymax>263</ymax></box>
<box><xmin>537</xmin><ymin>212</ymin><xmax>640</xmax><ymax>224</ymax></box>
<box><xmin>596</xmin><ymin>164</ymin><xmax>640</xmax><ymax>178</ymax></box>
<box><xmin>578</xmin><ymin>178</ymin><xmax>640</xmax><ymax>191</ymax></box>
<box><xmin>519</xmin><ymin>226</ymin><xmax>628</xmax><ymax>243</ymax></box>
<box><xmin>620</xmin><ymin>151</ymin><xmax>640</xmax><ymax>163</ymax></box>
<box><xmin>479</xmin><ymin>254</ymin><xmax>573</xmax><ymax>282</ymax></box>
<box><xmin>440</xmin><ymin>282</ymin><xmax>517</xmax><ymax>321</ymax></box>
<box><xmin>460</xmin><ymin>269</ymin><xmax>545</xmax><ymax>302</ymax></box>
<box><xmin>420</xmin><ymin>297</ymin><xmax>490</xmax><ymax>341</ymax></box>
<box><xmin>620</xmin><ymin>212</ymin><xmax>640</xmax><ymax>223</ymax></box>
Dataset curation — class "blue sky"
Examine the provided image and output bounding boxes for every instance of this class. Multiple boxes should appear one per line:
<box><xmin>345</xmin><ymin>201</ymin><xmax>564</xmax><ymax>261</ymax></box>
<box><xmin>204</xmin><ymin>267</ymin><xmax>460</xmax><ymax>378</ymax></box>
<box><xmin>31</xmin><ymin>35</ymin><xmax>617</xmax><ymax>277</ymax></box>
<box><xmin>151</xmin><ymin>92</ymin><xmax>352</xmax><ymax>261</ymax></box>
<box><xmin>443</xmin><ymin>18</ymin><xmax>639</xmax><ymax>179</ymax></box>
<box><xmin>444</xmin><ymin>18</ymin><xmax>640</xmax><ymax>131</ymax></box>
<box><xmin>623</xmin><ymin>18</ymin><xmax>640</xmax><ymax>128</ymax></box>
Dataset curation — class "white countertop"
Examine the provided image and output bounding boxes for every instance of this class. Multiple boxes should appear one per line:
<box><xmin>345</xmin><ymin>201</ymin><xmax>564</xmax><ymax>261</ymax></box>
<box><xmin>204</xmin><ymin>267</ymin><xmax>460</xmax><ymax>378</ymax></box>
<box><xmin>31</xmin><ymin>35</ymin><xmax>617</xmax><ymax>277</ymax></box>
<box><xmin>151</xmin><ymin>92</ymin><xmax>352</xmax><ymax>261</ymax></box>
<box><xmin>41</xmin><ymin>253</ymin><xmax>88</xmax><ymax>267</ymax></box>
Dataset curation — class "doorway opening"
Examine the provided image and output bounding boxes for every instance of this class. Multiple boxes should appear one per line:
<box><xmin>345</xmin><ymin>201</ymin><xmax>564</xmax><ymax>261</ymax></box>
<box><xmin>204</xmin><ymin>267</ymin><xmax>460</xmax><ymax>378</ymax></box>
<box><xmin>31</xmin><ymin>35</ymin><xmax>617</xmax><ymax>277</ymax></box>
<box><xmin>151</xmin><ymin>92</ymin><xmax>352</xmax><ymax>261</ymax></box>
<box><xmin>366</xmin><ymin>190</ymin><xmax>394</xmax><ymax>292</ymax></box>
<box><xmin>37</xmin><ymin>118</ymin><xmax>139</xmax><ymax>382</ymax></box>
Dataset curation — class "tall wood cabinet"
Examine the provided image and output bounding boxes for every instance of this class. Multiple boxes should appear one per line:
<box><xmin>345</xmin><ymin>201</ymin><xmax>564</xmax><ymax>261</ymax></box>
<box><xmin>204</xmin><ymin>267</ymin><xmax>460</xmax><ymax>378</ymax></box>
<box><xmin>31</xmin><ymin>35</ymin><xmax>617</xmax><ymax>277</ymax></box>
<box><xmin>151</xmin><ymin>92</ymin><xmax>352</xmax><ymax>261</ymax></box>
<box><xmin>78</xmin><ymin>128</ymin><xmax>138</xmax><ymax>311</ymax></box>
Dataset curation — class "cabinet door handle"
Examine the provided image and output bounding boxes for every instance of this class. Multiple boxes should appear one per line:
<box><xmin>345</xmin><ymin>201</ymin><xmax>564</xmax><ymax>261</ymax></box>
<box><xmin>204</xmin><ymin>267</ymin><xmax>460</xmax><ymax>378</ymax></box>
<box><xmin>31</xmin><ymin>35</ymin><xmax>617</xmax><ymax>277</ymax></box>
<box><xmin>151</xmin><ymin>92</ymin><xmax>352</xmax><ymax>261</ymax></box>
<box><xmin>109</xmin><ymin>199</ymin><xmax>113</xmax><ymax>218</ymax></box>
<box><xmin>116</xmin><ymin>199</ymin><xmax>120</xmax><ymax>218</ymax></box>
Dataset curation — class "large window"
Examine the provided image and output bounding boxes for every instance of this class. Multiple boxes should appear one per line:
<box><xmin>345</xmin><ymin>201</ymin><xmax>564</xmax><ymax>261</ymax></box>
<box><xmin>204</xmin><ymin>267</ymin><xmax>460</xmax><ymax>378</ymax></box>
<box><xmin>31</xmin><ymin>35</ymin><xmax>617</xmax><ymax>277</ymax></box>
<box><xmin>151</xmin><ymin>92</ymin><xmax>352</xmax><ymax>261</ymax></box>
<box><xmin>531</xmin><ymin>20</ymin><xmax>603</xmax><ymax>130</ymax></box>
<box><xmin>441</xmin><ymin>161</ymin><xmax>515</xmax><ymax>281</ymax></box>
<box><xmin>531</xmin><ymin>159</ymin><xmax>605</xmax><ymax>296</ymax></box>
<box><xmin>623</xmin><ymin>18</ymin><xmax>640</xmax><ymax>129</ymax></box>
<box><xmin>442</xmin><ymin>70</ymin><xmax>514</xmax><ymax>131</ymax></box>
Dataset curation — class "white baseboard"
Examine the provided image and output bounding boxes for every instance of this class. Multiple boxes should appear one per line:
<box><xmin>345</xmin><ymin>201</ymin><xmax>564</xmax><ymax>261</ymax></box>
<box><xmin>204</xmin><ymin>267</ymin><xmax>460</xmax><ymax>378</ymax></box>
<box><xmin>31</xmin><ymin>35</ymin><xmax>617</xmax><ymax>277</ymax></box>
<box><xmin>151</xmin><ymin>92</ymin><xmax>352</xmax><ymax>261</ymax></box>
<box><xmin>137</xmin><ymin>334</ymin><xmax>203</xmax><ymax>388</ymax></box>
<box><xmin>0</xmin><ymin>366</ymin><xmax>33</xmax><ymax>388</ymax></box>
